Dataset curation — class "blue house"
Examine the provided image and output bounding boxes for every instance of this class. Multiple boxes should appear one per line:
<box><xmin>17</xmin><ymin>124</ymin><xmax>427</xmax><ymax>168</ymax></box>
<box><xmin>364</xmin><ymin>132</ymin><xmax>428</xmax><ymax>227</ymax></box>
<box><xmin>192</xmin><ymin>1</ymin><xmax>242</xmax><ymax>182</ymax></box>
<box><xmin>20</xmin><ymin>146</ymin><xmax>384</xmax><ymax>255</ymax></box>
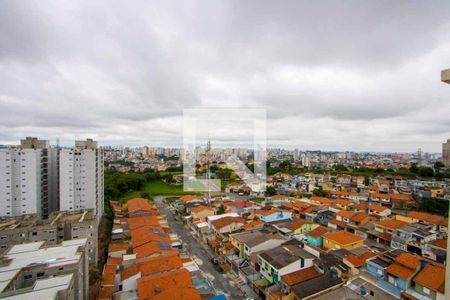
<box><xmin>256</xmin><ymin>209</ymin><xmax>292</xmax><ymax>223</ymax></box>
<box><xmin>362</xmin><ymin>257</ymin><xmax>391</xmax><ymax>280</ymax></box>
<box><xmin>306</xmin><ymin>226</ymin><xmax>330</xmax><ymax>248</ymax></box>
<box><xmin>376</xmin><ymin>253</ymin><xmax>423</xmax><ymax>298</ymax></box>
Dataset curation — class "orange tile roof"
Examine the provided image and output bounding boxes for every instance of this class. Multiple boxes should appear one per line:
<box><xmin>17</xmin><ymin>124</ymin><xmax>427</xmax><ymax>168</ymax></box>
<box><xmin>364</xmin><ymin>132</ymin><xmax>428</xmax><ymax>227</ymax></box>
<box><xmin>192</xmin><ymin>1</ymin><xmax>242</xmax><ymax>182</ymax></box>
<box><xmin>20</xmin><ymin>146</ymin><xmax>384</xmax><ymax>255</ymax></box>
<box><xmin>281</xmin><ymin>266</ymin><xmax>322</xmax><ymax>286</ymax></box>
<box><xmin>131</xmin><ymin>226</ymin><xmax>172</xmax><ymax>248</ymax></box>
<box><xmin>137</xmin><ymin>254</ymin><xmax>183</xmax><ymax>276</ymax></box>
<box><xmin>271</xmin><ymin>194</ymin><xmax>289</xmax><ymax>198</ymax></box>
<box><xmin>407</xmin><ymin>211</ymin><xmax>444</xmax><ymax>225</ymax></box>
<box><xmin>133</xmin><ymin>240</ymin><xmax>178</xmax><ymax>258</ymax></box>
<box><xmin>307</xmin><ymin>226</ymin><xmax>330</xmax><ymax>239</ymax></box>
<box><xmin>121</xmin><ymin>265</ymin><xmax>140</xmax><ymax>281</ymax></box>
<box><xmin>395</xmin><ymin>253</ymin><xmax>421</xmax><ymax>270</ymax></box>
<box><xmin>255</xmin><ymin>208</ymin><xmax>282</xmax><ymax>216</ymax></box>
<box><xmin>310</xmin><ymin>196</ymin><xmax>332</xmax><ymax>204</ymax></box>
<box><xmin>211</xmin><ymin>216</ymin><xmax>245</xmax><ymax>229</ymax></box>
<box><xmin>354</xmin><ymin>203</ymin><xmax>369</xmax><ymax>210</ymax></box>
<box><xmin>335</xmin><ymin>198</ymin><xmax>351</xmax><ymax>206</ymax></box>
<box><xmin>323</xmin><ymin>231</ymin><xmax>364</xmax><ymax>245</ymax></box>
<box><xmin>375</xmin><ymin>219</ymin><xmax>407</xmax><ymax>230</ymax></box>
<box><xmin>336</xmin><ymin>210</ymin><xmax>356</xmax><ymax>219</ymax></box>
<box><xmin>98</xmin><ymin>286</ymin><xmax>114</xmax><ymax>299</ymax></box>
<box><xmin>127</xmin><ymin>216</ymin><xmax>162</xmax><ymax>230</ymax></box>
<box><xmin>368</xmin><ymin>205</ymin><xmax>388</xmax><ymax>212</ymax></box>
<box><xmin>243</xmin><ymin>220</ymin><xmax>264</xmax><ymax>230</ymax></box>
<box><xmin>137</xmin><ymin>269</ymin><xmax>196</xmax><ymax>300</ymax></box>
<box><xmin>390</xmin><ymin>194</ymin><xmax>413</xmax><ymax>202</ymax></box>
<box><xmin>191</xmin><ymin>205</ymin><xmax>214</xmax><ymax>214</ymax></box>
<box><xmin>345</xmin><ymin>252</ymin><xmax>378</xmax><ymax>268</ymax></box>
<box><xmin>179</xmin><ymin>195</ymin><xmax>202</xmax><ymax>202</ymax></box>
<box><xmin>102</xmin><ymin>263</ymin><xmax>117</xmax><ymax>286</ymax></box>
<box><xmin>413</xmin><ymin>264</ymin><xmax>445</xmax><ymax>293</ymax></box>
<box><xmin>350</xmin><ymin>212</ymin><xmax>373</xmax><ymax>224</ymax></box>
<box><xmin>108</xmin><ymin>242</ymin><xmax>129</xmax><ymax>252</ymax></box>
<box><xmin>127</xmin><ymin>198</ymin><xmax>153</xmax><ymax>214</ymax></box>
<box><xmin>106</xmin><ymin>257</ymin><xmax>123</xmax><ymax>265</ymax></box>
<box><xmin>430</xmin><ymin>239</ymin><xmax>447</xmax><ymax>249</ymax></box>
<box><xmin>386</xmin><ymin>263</ymin><xmax>416</xmax><ymax>280</ymax></box>
<box><xmin>285</xmin><ymin>219</ymin><xmax>313</xmax><ymax>231</ymax></box>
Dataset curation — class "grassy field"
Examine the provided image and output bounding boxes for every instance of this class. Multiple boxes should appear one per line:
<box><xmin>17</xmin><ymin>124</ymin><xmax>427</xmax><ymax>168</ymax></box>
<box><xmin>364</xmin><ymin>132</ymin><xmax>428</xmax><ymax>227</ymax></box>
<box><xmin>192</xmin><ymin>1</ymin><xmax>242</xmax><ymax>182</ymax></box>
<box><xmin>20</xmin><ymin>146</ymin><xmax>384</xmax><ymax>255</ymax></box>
<box><xmin>119</xmin><ymin>180</ymin><xmax>201</xmax><ymax>203</ymax></box>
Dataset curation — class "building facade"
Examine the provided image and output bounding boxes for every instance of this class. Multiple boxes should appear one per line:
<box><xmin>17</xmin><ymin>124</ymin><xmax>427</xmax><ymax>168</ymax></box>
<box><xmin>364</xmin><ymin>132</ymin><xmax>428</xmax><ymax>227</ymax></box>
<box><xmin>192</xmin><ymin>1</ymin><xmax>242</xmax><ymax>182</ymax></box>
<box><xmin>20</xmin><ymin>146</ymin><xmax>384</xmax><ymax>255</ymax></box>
<box><xmin>59</xmin><ymin>139</ymin><xmax>104</xmax><ymax>220</ymax></box>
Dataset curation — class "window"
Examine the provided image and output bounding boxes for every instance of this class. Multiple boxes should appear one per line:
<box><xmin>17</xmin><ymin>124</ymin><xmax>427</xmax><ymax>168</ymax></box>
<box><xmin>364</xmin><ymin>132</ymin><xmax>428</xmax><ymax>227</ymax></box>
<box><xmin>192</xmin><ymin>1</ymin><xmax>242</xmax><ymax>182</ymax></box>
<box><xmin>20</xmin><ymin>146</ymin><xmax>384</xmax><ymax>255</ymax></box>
<box><xmin>37</xmin><ymin>272</ymin><xmax>45</xmax><ymax>278</ymax></box>
<box><xmin>423</xmin><ymin>287</ymin><xmax>430</xmax><ymax>295</ymax></box>
<box><xmin>32</xmin><ymin>232</ymin><xmax>37</xmax><ymax>236</ymax></box>
<box><xmin>24</xmin><ymin>274</ymin><xmax>32</xmax><ymax>280</ymax></box>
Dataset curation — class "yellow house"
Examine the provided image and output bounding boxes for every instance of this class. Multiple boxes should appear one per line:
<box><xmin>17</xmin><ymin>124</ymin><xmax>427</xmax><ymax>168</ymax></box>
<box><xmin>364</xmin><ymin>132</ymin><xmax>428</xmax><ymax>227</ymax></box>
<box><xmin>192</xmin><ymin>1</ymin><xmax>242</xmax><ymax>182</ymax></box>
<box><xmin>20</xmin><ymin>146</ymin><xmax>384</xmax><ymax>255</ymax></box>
<box><xmin>323</xmin><ymin>231</ymin><xmax>365</xmax><ymax>250</ymax></box>
<box><xmin>285</xmin><ymin>219</ymin><xmax>319</xmax><ymax>235</ymax></box>
<box><xmin>190</xmin><ymin>205</ymin><xmax>215</xmax><ymax>221</ymax></box>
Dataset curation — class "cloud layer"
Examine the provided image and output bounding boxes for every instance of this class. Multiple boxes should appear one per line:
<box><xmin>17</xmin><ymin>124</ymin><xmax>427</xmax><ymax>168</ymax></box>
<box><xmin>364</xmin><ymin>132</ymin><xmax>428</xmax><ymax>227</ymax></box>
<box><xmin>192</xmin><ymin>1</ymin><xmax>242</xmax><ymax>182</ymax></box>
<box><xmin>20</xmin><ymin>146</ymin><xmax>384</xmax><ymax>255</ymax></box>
<box><xmin>1</xmin><ymin>0</ymin><xmax>450</xmax><ymax>151</ymax></box>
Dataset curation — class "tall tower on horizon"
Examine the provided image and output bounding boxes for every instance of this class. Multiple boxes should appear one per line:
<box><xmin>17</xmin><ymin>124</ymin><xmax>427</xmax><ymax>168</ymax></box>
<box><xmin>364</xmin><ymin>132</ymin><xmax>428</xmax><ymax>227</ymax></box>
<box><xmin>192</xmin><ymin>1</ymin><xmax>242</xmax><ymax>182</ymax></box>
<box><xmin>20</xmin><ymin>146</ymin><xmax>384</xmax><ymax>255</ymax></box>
<box><xmin>443</xmin><ymin>139</ymin><xmax>450</xmax><ymax>166</ymax></box>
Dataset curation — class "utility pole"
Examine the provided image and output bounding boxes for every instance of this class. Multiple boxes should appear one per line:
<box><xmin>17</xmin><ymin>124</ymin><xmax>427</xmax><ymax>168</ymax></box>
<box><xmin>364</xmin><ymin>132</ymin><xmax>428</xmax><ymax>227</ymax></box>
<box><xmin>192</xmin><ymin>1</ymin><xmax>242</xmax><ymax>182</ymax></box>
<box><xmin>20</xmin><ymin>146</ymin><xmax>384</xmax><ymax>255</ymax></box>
<box><xmin>206</xmin><ymin>140</ymin><xmax>211</xmax><ymax>206</ymax></box>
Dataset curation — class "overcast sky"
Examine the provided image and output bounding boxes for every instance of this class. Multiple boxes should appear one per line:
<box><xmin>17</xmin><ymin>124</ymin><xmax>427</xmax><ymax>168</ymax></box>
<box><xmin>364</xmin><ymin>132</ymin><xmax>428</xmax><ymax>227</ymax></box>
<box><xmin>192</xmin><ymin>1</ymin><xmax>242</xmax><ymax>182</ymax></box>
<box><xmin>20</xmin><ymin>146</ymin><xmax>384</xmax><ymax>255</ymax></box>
<box><xmin>1</xmin><ymin>1</ymin><xmax>450</xmax><ymax>152</ymax></box>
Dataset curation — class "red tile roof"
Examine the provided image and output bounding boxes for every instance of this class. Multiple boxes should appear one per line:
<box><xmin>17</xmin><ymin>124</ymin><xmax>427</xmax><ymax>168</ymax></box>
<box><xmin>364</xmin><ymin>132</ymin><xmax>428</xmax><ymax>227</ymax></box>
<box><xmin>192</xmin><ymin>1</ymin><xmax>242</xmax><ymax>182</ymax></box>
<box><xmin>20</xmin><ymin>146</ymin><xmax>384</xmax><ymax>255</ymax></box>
<box><xmin>323</xmin><ymin>231</ymin><xmax>364</xmax><ymax>245</ymax></box>
<box><xmin>285</xmin><ymin>219</ymin><xmax>313</xmax><ymax>231</ymax></box>
<box><xmin>211</xmin><ymin>216</ymin><xmax>245</xmax><ymax>229</ymax></box>
<box><xmin>413</xmin><ymin>264</ymin><xmax>445</xmax><ymax>293</ymax></box>
<box><xmin>281</xmin><ymin>266</ymin><xmax>321</xmax><ymax>286</ymax></box>
<box><xmin>407</xmin><ymin>211</ymin><xmax>444</xmax><ymax>225</ymax></box>
<box><xmin>307</xmin><ymin>226</ymin><xmax>330</xmax><ymax>239</ymax></box>
<box><xmin>127</xmin><ymin>198</ymin><xmax>153</xmax><ymax>214</ymax></box>
<box><xmin>137</xmin><ymin>269</ymin><xmax>198</xmax><ymax>300</ymax></box>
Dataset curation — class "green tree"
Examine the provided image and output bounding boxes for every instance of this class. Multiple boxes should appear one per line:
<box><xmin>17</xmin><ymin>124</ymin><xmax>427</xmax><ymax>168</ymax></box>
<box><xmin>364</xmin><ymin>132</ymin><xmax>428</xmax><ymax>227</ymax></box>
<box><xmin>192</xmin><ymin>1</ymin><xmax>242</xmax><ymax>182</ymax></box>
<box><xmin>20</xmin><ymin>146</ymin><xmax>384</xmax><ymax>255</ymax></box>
<box><xmin>217</xmin><ymin>204</ymin><xmax>226</xmax><ymax>215</ymax></box>
<box><xmin>266</xmin><ymin>186</ymin><xmax>276</xmax><ymax>196</ymax></box>
<box><xmin>313</xmin><ymin>187</ymin><xmax>328</xmax><ymax>197</ymax></box>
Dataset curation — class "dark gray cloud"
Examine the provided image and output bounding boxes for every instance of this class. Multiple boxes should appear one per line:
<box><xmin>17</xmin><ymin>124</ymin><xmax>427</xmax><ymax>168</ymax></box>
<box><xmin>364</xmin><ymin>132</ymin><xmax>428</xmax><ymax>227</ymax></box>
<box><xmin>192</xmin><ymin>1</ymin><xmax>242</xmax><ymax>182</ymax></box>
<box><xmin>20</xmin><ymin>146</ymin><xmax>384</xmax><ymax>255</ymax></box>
<box><xmin>0</xmin><ymin>0</ymin><xmax>449</xmax><ymax>151</ymax></box>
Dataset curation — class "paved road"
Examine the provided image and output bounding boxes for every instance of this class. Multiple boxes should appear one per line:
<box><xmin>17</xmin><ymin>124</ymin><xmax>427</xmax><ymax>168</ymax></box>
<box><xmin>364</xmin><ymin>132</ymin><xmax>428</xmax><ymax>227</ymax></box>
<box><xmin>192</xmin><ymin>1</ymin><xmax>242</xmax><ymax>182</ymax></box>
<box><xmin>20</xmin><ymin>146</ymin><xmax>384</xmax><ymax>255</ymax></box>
<box><xmin>154</xmin><ymin>196</ymin><xmax>246</xmax><ymax>300</ymax></box>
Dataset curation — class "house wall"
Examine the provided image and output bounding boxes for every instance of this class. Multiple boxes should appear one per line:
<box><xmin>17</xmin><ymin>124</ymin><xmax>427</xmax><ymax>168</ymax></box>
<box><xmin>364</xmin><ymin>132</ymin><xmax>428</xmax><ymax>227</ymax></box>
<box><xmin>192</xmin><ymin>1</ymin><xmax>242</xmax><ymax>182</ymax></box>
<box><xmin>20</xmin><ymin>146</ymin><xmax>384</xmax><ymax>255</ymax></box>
<box><xmin>323</xmin><ymin>238</ymin><xmax>364</xmax><ymax>250</ymax></box>
<box><xmin>306</xmin><ymin>236</ymin><xmax>323</xmax><ymax>248</ymax></box>
<box><xmin>414</xmin><ymin>283</ymin><xmax>437</xmax><ymax>300</ymax></box>
<box><xmin>122</xmin><ymin>273</ymin><xmax>141</xmax><ymax>291</ymax></box>
<box><xmin>246</xmin><ymin>239</ymin><xmax>286</xmax><ymax>258</ymax></box>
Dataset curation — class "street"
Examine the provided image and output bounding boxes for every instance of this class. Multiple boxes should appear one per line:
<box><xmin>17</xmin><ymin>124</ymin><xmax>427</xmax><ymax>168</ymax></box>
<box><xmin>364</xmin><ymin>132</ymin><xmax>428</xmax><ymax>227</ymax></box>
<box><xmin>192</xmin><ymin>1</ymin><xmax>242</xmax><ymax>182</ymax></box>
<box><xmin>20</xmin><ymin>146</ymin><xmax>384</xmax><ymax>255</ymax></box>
<box><xmin>154</xmin><ymin>196</ymin><xmax>247</xmax><ymax>300</ymax></box>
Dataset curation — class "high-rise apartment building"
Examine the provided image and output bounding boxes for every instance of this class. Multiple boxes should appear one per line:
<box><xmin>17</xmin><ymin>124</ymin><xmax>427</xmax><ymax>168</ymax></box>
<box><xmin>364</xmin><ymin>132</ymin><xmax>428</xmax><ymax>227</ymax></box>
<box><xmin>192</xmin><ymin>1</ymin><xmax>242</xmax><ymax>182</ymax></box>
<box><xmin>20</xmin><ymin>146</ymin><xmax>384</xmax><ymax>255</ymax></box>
<box><xmin>0</xmin><ymin>138</ymin><xmax>103</xmax><ymax>220</ymax></box>
<box><xmin>59</xmin><ymin>139</ymin><xmax>104</xmax><ymax>220</ymax></box>
<box><xmin>443</xmin><ymin>139</ymin><xmax>450</xmax><ymax>166</ymax></box>
<box><xmin>0</xmin><ymin>137</ymin><xmax>55</xmax><ymax>218</ymax></box>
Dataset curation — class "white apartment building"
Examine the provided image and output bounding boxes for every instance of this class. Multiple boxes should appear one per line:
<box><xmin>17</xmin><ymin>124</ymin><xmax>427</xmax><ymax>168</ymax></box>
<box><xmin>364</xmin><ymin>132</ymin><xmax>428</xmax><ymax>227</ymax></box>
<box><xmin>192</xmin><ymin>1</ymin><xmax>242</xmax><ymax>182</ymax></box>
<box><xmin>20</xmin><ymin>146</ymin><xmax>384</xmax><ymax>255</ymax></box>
<box><xmin>0</xmin><ymin>138</ymin><xmax>103</xmax><ymax>220</ymax></box>
<box><xmin>0</xmin><ymin>137</ymin><xmax>54</xmax><ymax>218</ymax></box>
<box><xmin>59</xmin><ymin>139</ymin><xmax>104</xmax><ymax>220</ymax></box>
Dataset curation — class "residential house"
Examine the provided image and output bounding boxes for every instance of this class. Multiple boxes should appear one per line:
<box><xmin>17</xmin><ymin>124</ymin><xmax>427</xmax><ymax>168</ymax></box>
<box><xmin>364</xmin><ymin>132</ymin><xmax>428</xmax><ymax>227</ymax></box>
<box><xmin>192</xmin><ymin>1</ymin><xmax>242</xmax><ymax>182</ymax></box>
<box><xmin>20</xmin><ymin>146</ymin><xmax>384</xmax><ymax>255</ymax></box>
<box><xmin>403</xmin><ymin>264</ymin><xmax>446</xmax><ymax>300</ymax></box>
<box><xmin>306</xmin><ymin>226</ymin><xmax>331</xmax><ymax>248</ymax></box>
<box><xmin>380</xmin><ymin>253</ymin><xmax>422</xmax><ymax>298</ymax></box>
<box><xmin>423</xmin><ymin>239</ymin><xmax>447</xmax><ymax>264</ymax></box>
<box><xmin>256</xmin><ymin>209</ymin><xmax>293</xmax><ymax>223</ymax></box>
<box><xmin>270</xmin><ymin>266</ymin><xmax>322</xmax><ymax>300</ymax></box>
<box><xmin>284</xmin><ymin>219</ymin><xmax>319</xmax><ymax>236</ymax></box>
<box><xmin>137</xmin><ymin>268</ymin><xmax>201</xmax><ymax>300</ymax></box>
<box><xmin>211</xmin><ymin>216</ymin><xmax>245</xmax><ymax>236</ymax></box>
<box><xmin>190</xmin><ymin>205</ymin><xmax>215</xmax><ymax>221</ymax></box>
<box><xmin>290</xmin><ymin>273</ymin><xmax>343</xmax><ymax>300</ymax></box>
<box><xmin>391</xmin><ymin>223</ymin><xmax>437</xmax><ymax>256</ymax></box>
<box><xmin>323</xmin><ymin>231</ymin><xmax>365</xmax><ymax>251</ymax></box>
<box><xmin>257</xmin><ymin>244</ymin><xmax>315</xmax><ymax>285</ymax></box>
<box><xmin>371</xmin><ymin>219</ymin><xmax>408</xmax><ymax>245</ymax></box>
<box><xmin>367</xmin><ymin>205</ymin><xmax>391</xmax><ymax>218</ymax></box>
